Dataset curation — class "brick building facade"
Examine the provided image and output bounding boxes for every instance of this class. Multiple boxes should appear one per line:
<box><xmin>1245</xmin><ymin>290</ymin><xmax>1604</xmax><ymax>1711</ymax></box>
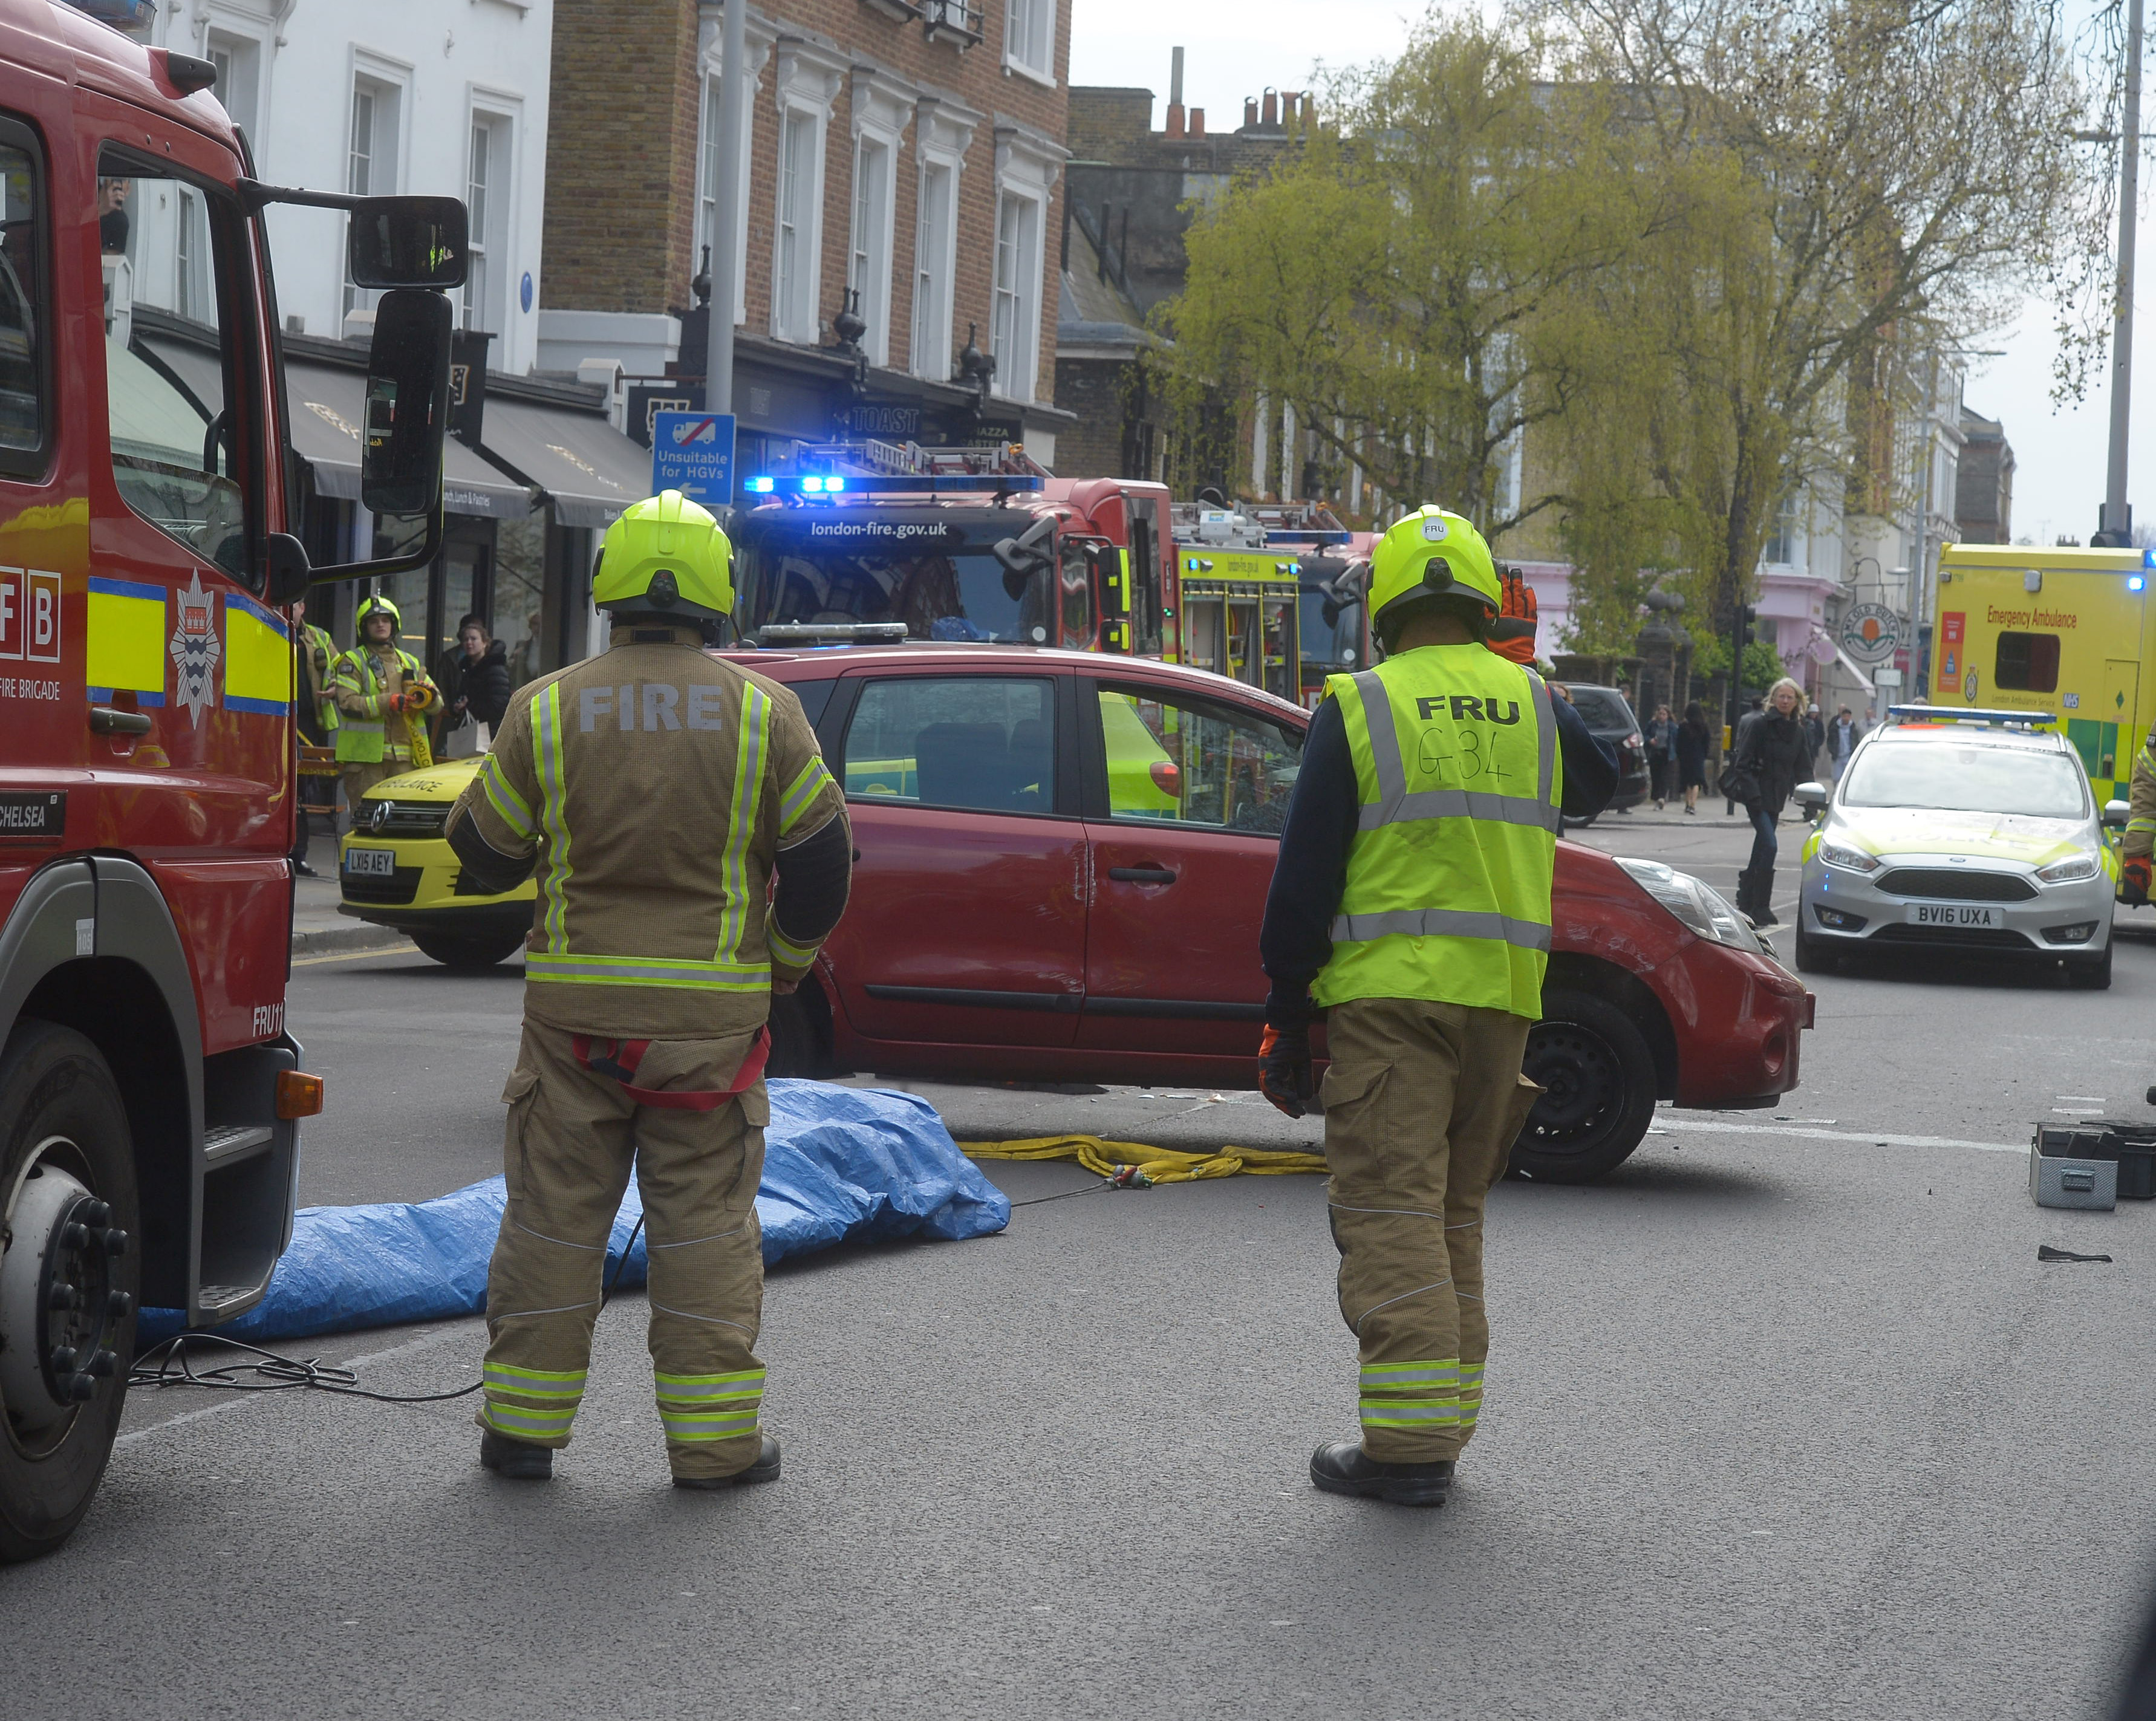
<box><xmin>541</xmin><ymin>0</ymin><xmax>1075</xmax><ymax>467</ymax></box>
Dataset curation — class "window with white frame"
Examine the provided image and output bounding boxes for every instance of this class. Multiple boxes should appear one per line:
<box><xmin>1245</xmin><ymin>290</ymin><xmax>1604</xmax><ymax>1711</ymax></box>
<box><xmin>911</xmin><ymin>160</ymin><xmax>955</xmax><ymax>379</ymax></box>
<box><xmin>847</xmin><ymin>135</ymin><xmax>894</xmax><ymax>364</ymax></box>
<box><xmin>696</xmin><ymin>75</ymin><xmax>754</xmax><ymax>322</ymax></box>
<box><xmin>204</xmin><ymin>30</ymin><xmax>261</xmax><ymax>142</ymax></box>
<box><xmin>344</xmin><ymin>74</ymin><xmax>401</xmax><ymax>320</ymax></box>
<box><xmin>990</xmin><ymin>190</ymin><xmax>1040</xmax><ymax>403</ymax></box>
<box><xmin>1004</xmin><ymin>0</ymin><xmax>1055</xmax><ymax>82</ymax></box>
<box><xmin>773</xmin><ymin>107</ymin><xmax>822</xmax><ymax>343</ymax></box>
<box><xmin>464</xmin><ymin>112</ymin><xmax>512</xmax><ymax>335</ymax></box>
<box><xmin>174</xmin><ymin>185</ymin><xmax>210</xmax><ymax>324</ymax></box>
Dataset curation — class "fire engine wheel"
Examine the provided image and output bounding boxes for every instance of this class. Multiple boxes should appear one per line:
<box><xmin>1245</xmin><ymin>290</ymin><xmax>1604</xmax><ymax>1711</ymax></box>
<box><xmin>0</xmin><ymin>1021</ymin><xmax>140</xmax><ymax>1564</ymax></box>
<box><xmin>412</xmin><ymin>932</ymin><xmax>529</xmax><ymax>971</ymax></box>
<box><xmin>1509</xmin><ymin>989</ymin><xmax>1657</xmax><ymax>1185</ymax></box>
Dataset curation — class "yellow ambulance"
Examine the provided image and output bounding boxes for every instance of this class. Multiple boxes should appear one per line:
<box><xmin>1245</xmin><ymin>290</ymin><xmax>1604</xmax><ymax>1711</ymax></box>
<box><xmin>1930</xmin><ymin>544</ymin><xmax>2155</xmax><ymax>804</ymax></box>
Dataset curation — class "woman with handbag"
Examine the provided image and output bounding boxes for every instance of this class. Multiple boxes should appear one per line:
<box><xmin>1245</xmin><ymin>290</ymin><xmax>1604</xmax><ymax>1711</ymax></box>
<box><xmin>1645</xmin><ymin>703</ymin><xmax>1676</xmax><ymax>810</ymax></box>
<box><xmin>1724</xmin><ymin>677</ymin><xmax>1810</xmax><ymax>925</ymax></box>
<box><xmin>435</xmin><ymin>614</ymin><xmax>513</xmax><ymax>752</ymax></box>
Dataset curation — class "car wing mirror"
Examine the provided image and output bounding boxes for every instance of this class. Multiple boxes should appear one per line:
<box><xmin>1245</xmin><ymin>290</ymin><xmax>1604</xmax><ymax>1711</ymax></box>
<box><xmin>2103</xmin><ymin>798</ymin><xmax>2131</xmax><ymax>829</ymax></box>
<box><xmin>1796</xmin><ymin>779</ymin><xmax>1829</xmax><ymax>819</ymax></box>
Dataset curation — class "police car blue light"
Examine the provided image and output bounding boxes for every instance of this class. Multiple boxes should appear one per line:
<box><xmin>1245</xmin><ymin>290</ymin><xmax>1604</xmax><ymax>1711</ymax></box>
<box><xmin>744</xmin><ymin>475</ymin><xmax>776</xmax><ymax>494</ymax></box>
<box><xmin>2131</xmin><ymin>574</ymin><xmax>2147</xmax><ymax>592</ymax></box>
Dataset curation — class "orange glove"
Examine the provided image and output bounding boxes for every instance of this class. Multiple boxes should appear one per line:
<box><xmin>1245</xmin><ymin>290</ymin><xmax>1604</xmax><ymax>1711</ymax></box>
<box><xmin>1487</xmin><ymin>566</ymin><xmax>1538</xmax><ymax>665</ymax></box>
<box><xmin>1258</xmin><ymin>1023</ymin><xmax>1313</xmax><ymax>1119</ymax></box>
<box><xmin>2123</xmin><ymin>857</ymin><xmax>2152</xmax><ymax>906</ymax></box>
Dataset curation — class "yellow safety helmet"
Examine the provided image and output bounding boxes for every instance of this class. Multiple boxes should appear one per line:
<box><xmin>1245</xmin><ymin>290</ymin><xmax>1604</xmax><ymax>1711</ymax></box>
<box><xmin>1367</xmin><ymin>506</ymin><xmax>1502</xmax><ymax>638</ymax></box>
<box><xmin>355</xmin><ymin>594</ymin><xmax>402</xmax><ymax>633</ymax></box>
<box><xmin>593</xmin><ymin>490</ymin><xmax>732</xmax><ymax>620</ymax></box>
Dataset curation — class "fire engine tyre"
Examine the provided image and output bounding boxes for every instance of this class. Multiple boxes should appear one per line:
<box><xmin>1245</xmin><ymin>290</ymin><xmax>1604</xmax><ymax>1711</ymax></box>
<box><xmin>412</xmin><ymin>932</ymin><xmax>529</xmax><ymax>971</ymax></box>
<box><xmin>1508</xmin><ymin>989</ymin><xmax>1658</xmax><ymax>1185</ymax></box>
<box><xmin>2065</xmin><ymin>941</ymin><xmax>2113</xmax><ymax>991</ymax></box>
<box><xmin>0</xmin><ymin>1021</ymin><xmax>140</xmax><ymax>1564</ymax></box>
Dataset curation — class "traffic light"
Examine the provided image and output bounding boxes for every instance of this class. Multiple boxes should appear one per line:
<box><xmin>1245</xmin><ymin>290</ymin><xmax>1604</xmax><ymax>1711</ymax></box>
<box><xmin>1734</xmin><ymin>605</ymin><xmax>1758</xmax><ymax>648</ymax></box>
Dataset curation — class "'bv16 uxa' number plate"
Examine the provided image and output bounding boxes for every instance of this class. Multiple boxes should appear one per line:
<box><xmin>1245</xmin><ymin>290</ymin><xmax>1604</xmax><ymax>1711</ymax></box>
<box><xmin>344</xmin><ymin>847</ymin><xmax>397</xmax><ymax>878</ymax></box>
<box><xmin>1910</xmin><ymin>903</ymin><xmax>2000</xmax><ymax>929</ymax></box>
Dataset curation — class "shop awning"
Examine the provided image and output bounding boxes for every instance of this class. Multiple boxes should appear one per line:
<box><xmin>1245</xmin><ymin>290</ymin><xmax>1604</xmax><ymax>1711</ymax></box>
<box><xmin>478</xmin><ymin>395</ymin><xmax>650</xmax><ymax>529</ymax></box>
<box><xmin>282</xmin><ymin>358</ymin><xmax>533</xmax><ymax>520</ymax></box>
<box><xmin>1831</xmin><ymin>643</ymin><xmax>1878</xmax><ymax>694</ymax></box>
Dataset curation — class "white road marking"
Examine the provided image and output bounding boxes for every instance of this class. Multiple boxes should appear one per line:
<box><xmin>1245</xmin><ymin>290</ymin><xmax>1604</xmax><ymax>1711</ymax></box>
<box><xmin>1658</xmin><ymin>1116</ymin><xmax>2024</xmax><ymax>1154</ymax></box>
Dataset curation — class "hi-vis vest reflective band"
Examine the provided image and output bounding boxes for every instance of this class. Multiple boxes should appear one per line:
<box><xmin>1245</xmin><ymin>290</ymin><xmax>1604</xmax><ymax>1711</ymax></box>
<box><xmin>523</xmin><ymin>677</ymin><xmax>777</xmax><ymax>994</ymax></box>
<box><xmin>330</xmin><ymin>646</ymin><xmax>425</xmax><ymax>762</ymax></box>
<box><xmin>1312</xmin><ymin>645</ymin><xmax>1562</xmax><ymax>1020</ymax></box>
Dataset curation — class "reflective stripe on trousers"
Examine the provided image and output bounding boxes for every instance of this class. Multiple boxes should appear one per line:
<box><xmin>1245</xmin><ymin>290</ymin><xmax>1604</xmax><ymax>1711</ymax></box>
<box><xmin>480</xmin><ymin>1361</ymin><xmax>589</xmax><ymax>1440</ymax></box>
<box><xmin>654</xmin><ymin>1367</ymin><xmax>766</xmax><ymax>1442</ymax></box>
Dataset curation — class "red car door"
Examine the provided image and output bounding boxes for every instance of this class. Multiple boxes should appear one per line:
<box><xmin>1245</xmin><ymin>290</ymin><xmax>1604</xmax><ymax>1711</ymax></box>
<box><xmin>819</xmin><ymin>666</ymin><xmax>1087</xmax><ymax>1049</ymax></box>
<box><xmin>1075</xmin><ymin>669</ymin><xmax>1305</xmax><ymax>1059</ymax></box>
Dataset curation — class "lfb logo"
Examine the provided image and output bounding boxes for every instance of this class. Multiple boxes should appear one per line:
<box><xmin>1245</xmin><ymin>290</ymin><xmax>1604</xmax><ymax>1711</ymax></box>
<box><xmin>0</xmin><ymin>567</ymin><xmax>61</xmax><ymax>662</ymax></box>
<box><xmin>169</xmin><ymin>568</ymin><xmax>221</xmax><ymax>721</ymax></box>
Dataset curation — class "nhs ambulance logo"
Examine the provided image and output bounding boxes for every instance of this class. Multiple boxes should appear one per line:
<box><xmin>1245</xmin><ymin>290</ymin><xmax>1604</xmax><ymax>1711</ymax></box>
<box><xmin>169</xmin><ymin>569</ymin><xmax>221</xmax><ymax>721</ymax></box>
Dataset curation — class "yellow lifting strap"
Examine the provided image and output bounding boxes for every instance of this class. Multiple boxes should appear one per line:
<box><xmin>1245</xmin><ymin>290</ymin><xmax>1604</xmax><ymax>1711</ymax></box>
<box><xmin>960</xmin><ymin>1134</ymin><xmax>1326</xmax><ymax>1186</ymax></box>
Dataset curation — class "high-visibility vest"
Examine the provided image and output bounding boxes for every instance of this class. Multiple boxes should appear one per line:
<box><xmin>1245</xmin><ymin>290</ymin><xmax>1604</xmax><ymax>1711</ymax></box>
<box><xmin>330</xmin><ymin>645</ymin><xmax>426</xmax><ymax>763</ymax></box>
<box><xmin>298</xmin><ymin>623</ymin><xmax>339</xmax><ymax>732</ymax></box>
<box><xmin>1312</xmin><ymin>643</ymin><xmax>1563</xmax><ymax>1020</ymax></box>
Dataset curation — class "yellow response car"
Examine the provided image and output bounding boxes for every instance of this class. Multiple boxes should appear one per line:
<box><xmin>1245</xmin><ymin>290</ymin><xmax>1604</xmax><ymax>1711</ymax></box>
<box><xmin>337</xmin><ymin>757</ymin><xmax>536</xmax><ymax>969</ymax></box>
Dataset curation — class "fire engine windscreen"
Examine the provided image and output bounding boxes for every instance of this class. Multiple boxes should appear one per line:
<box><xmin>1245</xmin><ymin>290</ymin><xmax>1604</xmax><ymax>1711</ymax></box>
<box><xmin>1841</xmin><ymin>743</ymin><xmax>2088</xmax><ymax>820</ymax></box>
<box><xmin>737</xmin><ymin>512</ymin><xmax>1053</xmax><ymax>643</ymax></box>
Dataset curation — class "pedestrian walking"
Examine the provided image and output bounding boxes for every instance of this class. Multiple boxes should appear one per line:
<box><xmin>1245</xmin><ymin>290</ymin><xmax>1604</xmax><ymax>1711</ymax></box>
<box><xmin>1645</xmin><ymin>703</ymin><xmax>1676</xmax><ymax>809</ymax></box>
<box><xmin>1725</xmin><ymin>695</ymin><xmax>1764</xmax><ymax>815</ymax></box>
<box><xmin>443</xmin><ymin>490</ymin><xmax>851</xmax><ymax>1489</ymax></box>
<box><xmin>434</xmin><ymin>613</ymin><xmax>513</xmax><ymax>750</ymax></box>
<box><xmin>1825</xmin><ymin>705</ymin><xmax>1864</xmax><ymax>781</ymax></box>
<box><xmin>1721</xmin><ymin>677</ymin><xmax>1810</xmax><ymax>925</ymax></box>
<box><xmin>1254</xmin><ymin>505</ymin><xmax>1617</xmax><ymax>1508</ymax></box>
<box><xmin>1676</xmin><ymin>701</ymin><xmax>1710</xmax><ymax>814</ymax></box>
<box><xmin>328</xmin><ymin>596</ymin><xmax>437</xmax><ymax>822</ymax></box>
<box><xmin>1803</xmin><ymin>703</ymin><xmax>1826</xmax><ymax>777</ymax></box>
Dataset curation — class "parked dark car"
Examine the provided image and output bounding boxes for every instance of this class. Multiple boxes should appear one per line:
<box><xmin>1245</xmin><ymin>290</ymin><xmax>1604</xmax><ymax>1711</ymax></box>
<box><xmin>1557</xmin><ymin>683</ymin><xmax>1649</xmax><ymax>824</ymax></box>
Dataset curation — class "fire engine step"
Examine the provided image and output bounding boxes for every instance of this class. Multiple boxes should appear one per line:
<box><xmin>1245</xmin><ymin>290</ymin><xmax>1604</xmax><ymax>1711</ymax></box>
<box><xmin>137</xmin><ymin>1082</ymin><xmax>1008</xmax><ymax>1346</ymax></box>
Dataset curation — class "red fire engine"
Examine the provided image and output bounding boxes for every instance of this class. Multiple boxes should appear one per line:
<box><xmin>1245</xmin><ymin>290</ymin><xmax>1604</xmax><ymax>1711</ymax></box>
<box><xmin>0</xmin><ymin>2</ymin><xmax>460</xmax><ymax>1559</ymax></box>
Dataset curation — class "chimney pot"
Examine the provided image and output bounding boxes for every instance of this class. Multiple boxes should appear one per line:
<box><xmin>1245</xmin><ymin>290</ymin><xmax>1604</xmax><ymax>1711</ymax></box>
<box><xmin>1243</xmin><ymin>97</ymin><xmax>1259</xmax><ymax>129</ymax></box>
<box><xmin>1188</xmin><ymin>106</ymin><xmax>1205</xmax><ymax>137</ymax></box>
<box><xmin>1166</xmin><ymin>103</ymin><xmax>1185</xmax><ymax>139</ymax></box>
<box><xmin>1261</xmin><ymin>88</ymin><xmax>1278</xmax><ymax>127</ymax></box>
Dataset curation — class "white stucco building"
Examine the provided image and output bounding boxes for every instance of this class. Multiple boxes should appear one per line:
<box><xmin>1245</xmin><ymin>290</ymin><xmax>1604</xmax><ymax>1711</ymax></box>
<box><xmin>145</xmin><ymin>0</ymin><xmax>554</xmax><ymax>376</ymax></box>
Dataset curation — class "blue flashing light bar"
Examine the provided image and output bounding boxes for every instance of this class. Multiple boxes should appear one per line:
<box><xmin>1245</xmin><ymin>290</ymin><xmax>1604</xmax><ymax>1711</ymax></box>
<box><xmin>2133</xmin><ymin>574</ymin><xmax>2148</xmax><ymax>592</ymax></box>
<box><xmin>744</xmin><ymin>472</ymin><xmax>1044</xmax><ymax>498</ymax></box>
<box><xmin>2143</xmin><ymin>546</ymin><xmax>2156</xmax><ymax>568</ymax></box>
<box><xmin>1264</xmin><ymin>529</ymin><xmax>1352</xmax><ymax>545</ymax></box>
<box><xmin>1886</xmin><ymin>704</ymin><xmax>2056</xmax><ymax>728</ymax></box>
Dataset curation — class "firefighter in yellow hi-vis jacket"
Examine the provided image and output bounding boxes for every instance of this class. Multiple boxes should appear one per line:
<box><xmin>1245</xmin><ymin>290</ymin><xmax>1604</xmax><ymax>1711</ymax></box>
<box><xmin>329</xmin><ymin>594</ymin><xmax>437</xmax><ymax>815</ymax></box>
<box><xmin>443</xmin><ymin>490</ymin><xmax>850</xmax><ymax>1489</ymax></box>
<box><xmin>1256</xmin><ymin>507</ymin><xmax>1617</xmax><ymax>1508</ymax></box>
<box><xmin>2122</xmin><ymin>723</ymin><xmax>2155</xmax><ymax>908</ymax></box>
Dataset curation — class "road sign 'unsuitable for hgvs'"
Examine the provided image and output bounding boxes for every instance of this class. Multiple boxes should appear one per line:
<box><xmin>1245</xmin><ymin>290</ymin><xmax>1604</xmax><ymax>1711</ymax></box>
<box><xmin>651</xmin><ymin>411</ymin><xmax>736</xmax><ymax>506</ymax></box>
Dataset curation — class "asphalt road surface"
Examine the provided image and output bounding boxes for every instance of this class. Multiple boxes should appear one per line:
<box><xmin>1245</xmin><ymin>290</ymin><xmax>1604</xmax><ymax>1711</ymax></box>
<box><xmin>8</xmin><ymin>813</ymin><xmax>2156</xmax><ymax>1720</ymax></box>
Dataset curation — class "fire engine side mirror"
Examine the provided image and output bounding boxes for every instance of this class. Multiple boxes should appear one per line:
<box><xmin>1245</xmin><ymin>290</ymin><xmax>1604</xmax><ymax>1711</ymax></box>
<box><xmin>1094</xmin><ymin>545</ymin><xmax>1132</xmax><ymax>618</ymax></box>
<box><xmin>264</xmin><ymin>533</ymin><xmax>310</xmax><ymax>607</ymax></box>
<box><xmin>347</xmin><ymin>197</ymin><xmax>469</xmax><ymax>291</ymax></box>
<box><xmin>361</xmin><ymin>289</ymin><xmax>452</xmax><ymax>520</ymax></box>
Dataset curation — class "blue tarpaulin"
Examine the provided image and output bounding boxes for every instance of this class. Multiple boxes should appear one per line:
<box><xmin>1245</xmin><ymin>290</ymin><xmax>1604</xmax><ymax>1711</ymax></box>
<box><xmin>141</xmin><ymin>1082</ymin><xmax>1008</xmax><ymax>1345</ymax></box>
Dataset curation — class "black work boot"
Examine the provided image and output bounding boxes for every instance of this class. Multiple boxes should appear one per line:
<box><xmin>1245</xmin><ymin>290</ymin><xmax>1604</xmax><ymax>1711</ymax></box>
<box><xmin>1750</xmin><ymin>867</ymin><xmax>1780</xmax><ymax>926</ymax></box>
<box><xmin>480</xmin><ymin>1428</ymin><xmax>555</xmax><ymax>1481</ymax></box>
<box><xmin>1733</xmin><ymin>870</ymin><xmax>1757</xmax><ymax>919</ymax></box>
<box><xmin>673</xmin><ymin>1434</ymin><xmax>782</xmax><ymax>1491</ymax></box>
<box><xmin>1309</xmin><ymin>1440</ymin><xmax>1453</xmax><ymax>1507</ymax></box>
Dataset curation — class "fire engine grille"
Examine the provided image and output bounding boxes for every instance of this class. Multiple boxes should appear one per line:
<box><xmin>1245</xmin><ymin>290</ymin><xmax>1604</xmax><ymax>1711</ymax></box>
<box><xmin>1872</xmin><ymin>867</ymin><xmax>2037</xmax><ymax>903</ymax></box>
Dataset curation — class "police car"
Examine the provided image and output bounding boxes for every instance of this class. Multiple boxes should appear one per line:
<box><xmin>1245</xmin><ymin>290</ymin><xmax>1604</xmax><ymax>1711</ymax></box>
<box><xmin>1792</xmin><ymin>707</ymin><xmax>2120</xmax><ymax>986</ymax></box>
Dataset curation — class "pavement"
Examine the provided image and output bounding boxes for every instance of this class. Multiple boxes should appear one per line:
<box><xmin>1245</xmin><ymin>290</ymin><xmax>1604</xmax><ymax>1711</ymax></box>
<box><xmin>10</xmin><ymin>821</ymin><xmax>2156</xmax><ymax>1718</ymax></box>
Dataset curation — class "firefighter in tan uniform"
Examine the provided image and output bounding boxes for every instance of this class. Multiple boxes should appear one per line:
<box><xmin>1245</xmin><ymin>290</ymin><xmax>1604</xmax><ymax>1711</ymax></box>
<box><xmin>1255</xmin><ymin>509</ymin><xmax>1617</xmax><ymax>1507</ymax></box>
<box><xmin>443</xmin><ymin>491</ymin><xmax>850</xmax><ymax>1488</ymax></box>
<box><xmin>329</xmin><ymin>594</ymin><xmax>438</xmax><ymax>815</ymax></box>
<box><xmin>2121</xmin><ymin>724</ymin><xmax>2155</xmax><ymax>907</ymax></box>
